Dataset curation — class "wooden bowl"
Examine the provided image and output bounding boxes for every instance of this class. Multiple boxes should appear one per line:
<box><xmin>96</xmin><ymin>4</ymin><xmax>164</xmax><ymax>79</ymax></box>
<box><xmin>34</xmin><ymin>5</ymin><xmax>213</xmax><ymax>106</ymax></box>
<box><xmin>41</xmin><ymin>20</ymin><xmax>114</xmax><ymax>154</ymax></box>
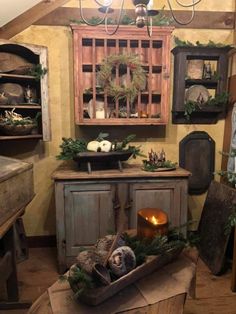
<box><xmin>0</xmin><ymin>123</ymin><xmax>35</xmax><ymax>135</ymax></box>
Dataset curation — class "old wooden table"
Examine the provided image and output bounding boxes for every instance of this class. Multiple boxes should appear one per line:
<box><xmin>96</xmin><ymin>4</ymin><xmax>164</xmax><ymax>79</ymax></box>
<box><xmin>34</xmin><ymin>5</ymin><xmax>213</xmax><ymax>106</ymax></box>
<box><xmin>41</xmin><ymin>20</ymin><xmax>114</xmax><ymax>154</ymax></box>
<box><xmin>0</xmin><ymin>156</ymin><xmax>34</xmax><ymax>310</ymax></box>
<box><xmin>28</xmin><ymin>249</ymin><xmax>198</xmax><ymax>314</ymax></box>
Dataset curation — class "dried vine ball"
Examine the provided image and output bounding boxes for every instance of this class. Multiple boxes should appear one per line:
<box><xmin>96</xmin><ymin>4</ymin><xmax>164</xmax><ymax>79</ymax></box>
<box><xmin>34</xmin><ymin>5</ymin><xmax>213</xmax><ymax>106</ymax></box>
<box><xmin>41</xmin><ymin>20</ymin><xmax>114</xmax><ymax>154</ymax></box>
<box><xmin>97</xmin><ymin>54</ymin><xmax>146</xmax><ymax>103</ymax></box>
<box><xmin>108</xmin><ymin>246</ymin><xmax>136</xmax><ymax>277</ymax></box>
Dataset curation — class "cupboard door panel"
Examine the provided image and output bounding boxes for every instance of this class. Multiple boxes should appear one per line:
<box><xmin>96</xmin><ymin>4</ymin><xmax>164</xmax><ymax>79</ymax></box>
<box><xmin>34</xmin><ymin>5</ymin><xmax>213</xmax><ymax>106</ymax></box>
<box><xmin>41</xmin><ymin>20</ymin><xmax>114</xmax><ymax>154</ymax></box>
<box><xmin>65</xmin><ymin>185</ymin><xmax>115</xmax><ymax>256</ymax></box>
<box><xmin>130</xmin><ymin>182</ymin><xmax>182</xmax><ymax>230</ymax></box>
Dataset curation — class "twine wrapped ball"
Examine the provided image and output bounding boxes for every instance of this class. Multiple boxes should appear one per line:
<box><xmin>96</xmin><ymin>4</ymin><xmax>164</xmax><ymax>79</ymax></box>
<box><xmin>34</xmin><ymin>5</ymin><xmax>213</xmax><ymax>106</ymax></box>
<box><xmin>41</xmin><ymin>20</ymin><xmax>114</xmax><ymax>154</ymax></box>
<box><xmin>108</xmin><ymin>246</ymin><xmax>136</xmax><ymax>277</ymax></box>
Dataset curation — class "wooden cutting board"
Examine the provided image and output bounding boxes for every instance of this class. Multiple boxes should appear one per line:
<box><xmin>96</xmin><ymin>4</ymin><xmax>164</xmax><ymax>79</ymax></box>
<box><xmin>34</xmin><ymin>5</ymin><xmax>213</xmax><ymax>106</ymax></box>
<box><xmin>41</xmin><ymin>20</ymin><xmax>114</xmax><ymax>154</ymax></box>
<box><xmin>179</xmin><ymin>131</ymin><xmax>215</xmax><ymax>195</ymax></box>
<box><xmin>198</xmin><ymin>180</ymin><xmax>236</xmax><ymax>275</ymax></box>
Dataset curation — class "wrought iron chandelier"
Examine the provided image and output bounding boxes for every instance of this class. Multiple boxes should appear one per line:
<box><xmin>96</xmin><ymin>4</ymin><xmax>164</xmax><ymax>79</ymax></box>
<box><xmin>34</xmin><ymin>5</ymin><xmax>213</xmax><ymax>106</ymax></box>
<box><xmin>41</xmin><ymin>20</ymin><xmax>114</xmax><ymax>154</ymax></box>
<box><xmin>79</xmin><ymin>0</ymin><xmax>202</xmax><ymax>36</ymax></box>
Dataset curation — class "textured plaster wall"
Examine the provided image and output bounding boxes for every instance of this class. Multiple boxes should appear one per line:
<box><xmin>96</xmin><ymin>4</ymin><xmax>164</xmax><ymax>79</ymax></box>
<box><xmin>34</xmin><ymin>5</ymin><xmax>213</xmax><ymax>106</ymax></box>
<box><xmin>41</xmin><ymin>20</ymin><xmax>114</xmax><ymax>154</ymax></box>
<box><xmin>2</xmin><ymin>0</ymin><xmax>234</xmax><ymax>235</ymax></box>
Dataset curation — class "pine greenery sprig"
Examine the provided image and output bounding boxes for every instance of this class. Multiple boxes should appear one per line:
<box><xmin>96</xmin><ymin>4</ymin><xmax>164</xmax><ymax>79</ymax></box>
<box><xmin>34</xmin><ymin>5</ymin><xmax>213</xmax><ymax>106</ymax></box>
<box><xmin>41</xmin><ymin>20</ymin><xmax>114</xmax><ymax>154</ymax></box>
<box><xmin>174</xmin><ymin>36</ymin><xmax>232</xmax><ymax>49</ymax></box>
<box><xmin>56</xmin><ymin>137</ymin><xmax>87</xmax><ymax>160</ymax></box>
<box><xmin>60</xmin><ymin>265</ymin><xmax>95</xmax><ymax>298</ymax></box>
<box><xmin>224</xmin><ymin>205</ymin><xmax>236</xmax><ymax>235</ymax></box>
<box><xmin>184</xmin><ymin>92</ymin><xmax>229</xmax><ymax>120</ymax></box>
<box><xmin>123</xmin><ymin>231</ymin><xmax>188</xmax><ymax>266</ymax></box>
<box><xmin>29</xmin><ymin>64</ymin><xmax>47</xmax><ymax>81</ymax></box>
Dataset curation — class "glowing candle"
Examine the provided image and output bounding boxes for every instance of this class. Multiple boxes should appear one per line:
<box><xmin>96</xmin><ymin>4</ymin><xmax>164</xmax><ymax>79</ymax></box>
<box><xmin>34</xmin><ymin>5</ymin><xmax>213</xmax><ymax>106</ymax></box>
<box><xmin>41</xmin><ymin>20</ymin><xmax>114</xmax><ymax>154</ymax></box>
<box><xmin>137</xmin><ymin>208</ymin><xmax>168</xmax><ymax>240</ymax></box>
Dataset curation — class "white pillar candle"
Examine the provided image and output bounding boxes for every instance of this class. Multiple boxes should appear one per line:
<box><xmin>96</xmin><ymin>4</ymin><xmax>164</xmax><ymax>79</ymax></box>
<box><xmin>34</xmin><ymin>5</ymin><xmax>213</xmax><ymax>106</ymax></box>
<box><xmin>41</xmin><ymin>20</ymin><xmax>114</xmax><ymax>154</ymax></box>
<box><xmin>96</xmin><ymin>109</ymin><xmax>105</xmax><ymax>119</ymax></box>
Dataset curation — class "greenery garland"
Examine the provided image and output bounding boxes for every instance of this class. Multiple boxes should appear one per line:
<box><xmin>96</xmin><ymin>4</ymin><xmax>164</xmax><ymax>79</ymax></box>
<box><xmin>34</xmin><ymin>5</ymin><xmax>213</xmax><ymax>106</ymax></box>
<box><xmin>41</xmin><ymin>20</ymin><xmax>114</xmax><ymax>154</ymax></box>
<box><xmin>184</xmin><ymin>91</ymin><xmax>229</xmax><ymax>120</ymax></box>
<box><xmin>174</xmin><ymin>36</ymin><xmax>232</xmax><ymax>49</ymax></box>
<box><xmin>97</xmin><ymin>54</ymin><xmax>146</xmax><ymax>103</ymax></box>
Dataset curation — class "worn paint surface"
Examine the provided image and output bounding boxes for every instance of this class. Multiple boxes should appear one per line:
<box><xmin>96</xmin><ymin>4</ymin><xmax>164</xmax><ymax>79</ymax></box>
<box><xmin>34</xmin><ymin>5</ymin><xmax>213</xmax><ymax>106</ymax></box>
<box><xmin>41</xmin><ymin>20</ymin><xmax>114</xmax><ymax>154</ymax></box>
<box><xmin>2</xmin><ymin>0</ymin><xmax>234</xmax><ymax>235</ymax></box>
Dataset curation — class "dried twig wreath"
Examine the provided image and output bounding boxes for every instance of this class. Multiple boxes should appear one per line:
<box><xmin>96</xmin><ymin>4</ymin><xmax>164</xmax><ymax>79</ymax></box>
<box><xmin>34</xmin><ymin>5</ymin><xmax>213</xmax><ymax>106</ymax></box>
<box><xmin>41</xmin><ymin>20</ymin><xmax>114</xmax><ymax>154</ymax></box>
<box><xmin>97</xmin><ymin>54</ymin><xmax>146</xmax><ymax>103</ymax></box>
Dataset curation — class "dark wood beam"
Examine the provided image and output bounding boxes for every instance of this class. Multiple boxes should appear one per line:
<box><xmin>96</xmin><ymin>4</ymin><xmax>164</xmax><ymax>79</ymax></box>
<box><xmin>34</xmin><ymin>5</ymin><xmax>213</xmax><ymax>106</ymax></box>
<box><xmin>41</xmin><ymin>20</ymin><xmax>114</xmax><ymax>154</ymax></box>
<box><xmin>34</xmin><ymin>7</ymin><xmax>235</xmax><ymax>29</ymax></box>
<box><xmin>0</xmin><ymin>0</ymin><xmax>70</xmax><ymax>39</ymax></box>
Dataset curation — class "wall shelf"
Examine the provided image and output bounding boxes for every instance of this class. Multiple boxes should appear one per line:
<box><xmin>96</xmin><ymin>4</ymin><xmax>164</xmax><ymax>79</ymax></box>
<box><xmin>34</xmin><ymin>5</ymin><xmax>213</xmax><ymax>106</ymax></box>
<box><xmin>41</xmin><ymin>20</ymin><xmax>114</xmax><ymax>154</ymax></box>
<box><xmin>171</xmin><ymin>46</ymin><xmax>230</xmax><ymax>124</ymax></box>
<box><xmin>72</xmin><ymin>25</ymin><xmax>173</xmax><ymax>125</ymax></box>
<box><xmin>0</xmin><ymin>134</ymin><xmax>43</xmax><ymax>140</ymax></box>
<box><xmin>0</xmin><ymin>40</ymin><xmax>51</xmax><ymax>141</ymax></box>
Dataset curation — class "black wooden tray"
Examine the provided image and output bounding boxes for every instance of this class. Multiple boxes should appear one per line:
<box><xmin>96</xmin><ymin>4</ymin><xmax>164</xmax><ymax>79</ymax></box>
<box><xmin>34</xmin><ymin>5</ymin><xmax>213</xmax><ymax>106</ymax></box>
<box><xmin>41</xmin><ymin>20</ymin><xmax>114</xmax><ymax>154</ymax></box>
<box><xmin>73</xmin><ymin>151</ymin><xmax>133</xmax><ymax>173</ymax></box>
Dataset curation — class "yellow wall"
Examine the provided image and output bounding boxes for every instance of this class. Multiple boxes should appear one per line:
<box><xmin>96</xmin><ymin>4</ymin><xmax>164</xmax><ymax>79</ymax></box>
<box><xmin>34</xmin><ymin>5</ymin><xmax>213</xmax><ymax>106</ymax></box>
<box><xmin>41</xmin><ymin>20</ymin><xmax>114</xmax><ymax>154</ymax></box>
<box><xmin>1</xmin><ymin>0</ymin><xmax>235</xmax><ymax>235</ymax></box>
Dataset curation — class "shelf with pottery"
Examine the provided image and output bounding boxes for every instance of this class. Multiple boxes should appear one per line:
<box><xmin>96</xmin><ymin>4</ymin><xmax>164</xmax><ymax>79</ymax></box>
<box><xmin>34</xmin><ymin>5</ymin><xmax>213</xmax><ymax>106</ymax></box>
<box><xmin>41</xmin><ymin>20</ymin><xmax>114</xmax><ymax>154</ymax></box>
<box><xmin>0</xmin><ymin>40</ymin><xmax>51</xmax><ymax>141</ymax></box>
<box><xmin>171</xmin><ymin>46</ymin><xmax>230</xmax><ymax>124</ymax></box>
<box><xmin>0</xmin><ymin>104</ymin><xmax>41</xmax><ymax>109</ymax></box>
<box><xmin>72</xmin><ymin>25</ymin><xmax>173</xmax><ymax>125</ymax></box>
<box><xmin>185</xmin><ymin>79</ymin><xmax>218</xmax><ymax>88</ymax></box>
<box><xmin>0</xmin><ymin>73</ymin><xmax>38</xmax><ymax>82</ymax></box>
<box><xmin>0</xmin><ymin>134</ymin><xmax>43</xmax><ymax>140</ymax></box>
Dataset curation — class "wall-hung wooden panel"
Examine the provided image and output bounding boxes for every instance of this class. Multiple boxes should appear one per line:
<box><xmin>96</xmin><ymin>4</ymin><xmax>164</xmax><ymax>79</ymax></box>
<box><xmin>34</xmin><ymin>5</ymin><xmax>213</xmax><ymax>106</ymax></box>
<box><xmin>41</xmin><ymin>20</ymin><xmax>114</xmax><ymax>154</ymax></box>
<box><xmin>179</xmin><ymin>131</ymin><xmax>215</xmax><ymax>195</ymax></box>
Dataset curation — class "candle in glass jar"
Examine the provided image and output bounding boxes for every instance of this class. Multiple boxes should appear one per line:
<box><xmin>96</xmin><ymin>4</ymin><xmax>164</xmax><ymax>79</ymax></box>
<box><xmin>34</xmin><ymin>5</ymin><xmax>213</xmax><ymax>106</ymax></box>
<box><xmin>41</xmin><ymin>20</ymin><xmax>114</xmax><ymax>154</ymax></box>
<box><xmin>137</xmin><ymin>208</ymin><xmax>168</xmax><ymax>240</ymax></box>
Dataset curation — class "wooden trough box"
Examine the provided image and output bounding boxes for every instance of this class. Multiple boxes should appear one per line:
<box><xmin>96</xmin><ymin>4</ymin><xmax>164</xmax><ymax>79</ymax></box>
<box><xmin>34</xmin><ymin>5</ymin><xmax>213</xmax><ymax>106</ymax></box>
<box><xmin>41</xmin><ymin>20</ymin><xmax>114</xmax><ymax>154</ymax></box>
<box><xmin>0</xmin><ymin>156</ymin><xmax>34</xmax><ymax>226</ymax></box>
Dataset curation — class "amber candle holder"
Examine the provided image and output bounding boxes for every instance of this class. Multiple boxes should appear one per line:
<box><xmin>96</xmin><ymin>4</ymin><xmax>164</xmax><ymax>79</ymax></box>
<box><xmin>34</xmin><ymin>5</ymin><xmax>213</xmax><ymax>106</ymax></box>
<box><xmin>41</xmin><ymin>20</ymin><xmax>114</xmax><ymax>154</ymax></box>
<box><xmin>137</xmin><ymin>208</ymin><xmax>168</xmax><ymax>240</ymax></box>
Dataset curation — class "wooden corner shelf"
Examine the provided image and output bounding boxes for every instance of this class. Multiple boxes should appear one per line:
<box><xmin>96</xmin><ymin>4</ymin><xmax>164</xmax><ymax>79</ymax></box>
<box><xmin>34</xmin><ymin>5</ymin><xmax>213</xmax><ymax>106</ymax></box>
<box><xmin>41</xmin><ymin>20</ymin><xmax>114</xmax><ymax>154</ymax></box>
<box><xmin>0</xmin><ymin>40</ymin><xmax>51</xmax><ymax>141</ymax></box>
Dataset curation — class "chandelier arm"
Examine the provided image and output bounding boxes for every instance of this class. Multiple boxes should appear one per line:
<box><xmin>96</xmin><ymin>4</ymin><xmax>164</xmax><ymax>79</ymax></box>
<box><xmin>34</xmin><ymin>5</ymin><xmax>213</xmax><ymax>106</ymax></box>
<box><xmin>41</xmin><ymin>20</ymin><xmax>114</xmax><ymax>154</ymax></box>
<box><xmin>146</xmin><ymin>14</ymin><xmax>153</xmax><ymax>38</ymax></box>
<box><xmin>79</xmin><ymin>0</ymin><xmax>108</xmax><ymax>25</ymax></box>
<box><xmin>167</xmin><ymin>0</ymin><xmax>195</xmax><ymax>25</ymax></box>
<box><xmin>175</xmin><ymin>0</ymin><xmax>202</xmax><ymax>7</ymax></box>
<box><xmin>104</xmin><ymin>0</ymin><xmax>125</xmax><ymax>35</ymax></box>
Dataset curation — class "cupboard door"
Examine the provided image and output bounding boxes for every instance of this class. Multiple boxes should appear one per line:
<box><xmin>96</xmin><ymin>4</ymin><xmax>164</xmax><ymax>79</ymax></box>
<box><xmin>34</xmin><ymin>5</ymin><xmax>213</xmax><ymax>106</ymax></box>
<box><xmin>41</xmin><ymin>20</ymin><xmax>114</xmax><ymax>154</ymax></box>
<box><xmin>130</xmin><ymin>181</ymin><xmax>186</xmax><ymax>230</ymax></box>
<box><xmin>64</xmin><ymin>184</ymin><xmax>115</xmax><ymax>256</ymax></box>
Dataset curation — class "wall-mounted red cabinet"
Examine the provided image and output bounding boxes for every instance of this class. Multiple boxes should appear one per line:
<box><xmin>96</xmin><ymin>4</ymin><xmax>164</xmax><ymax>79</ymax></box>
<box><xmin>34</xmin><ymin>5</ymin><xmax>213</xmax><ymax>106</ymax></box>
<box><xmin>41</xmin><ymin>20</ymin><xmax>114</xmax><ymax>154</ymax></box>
<box><xmin>71</xmin><ymin>25</ymin><xmax>173</xmax><ymax>126</ymax></box>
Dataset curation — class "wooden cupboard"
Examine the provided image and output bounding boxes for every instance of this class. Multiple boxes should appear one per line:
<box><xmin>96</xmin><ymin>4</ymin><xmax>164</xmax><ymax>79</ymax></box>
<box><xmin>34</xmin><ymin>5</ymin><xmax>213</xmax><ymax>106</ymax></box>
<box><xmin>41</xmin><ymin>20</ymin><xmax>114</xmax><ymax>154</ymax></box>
<box><xmin>52</xmin><ymin>166</ymin><xmax>190</xmax><ymax>273</ymax></box>
<box><xmin>71</xmin><ymin>25</ymin><xmax>173</xmax><ymax>125</ymax></box>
